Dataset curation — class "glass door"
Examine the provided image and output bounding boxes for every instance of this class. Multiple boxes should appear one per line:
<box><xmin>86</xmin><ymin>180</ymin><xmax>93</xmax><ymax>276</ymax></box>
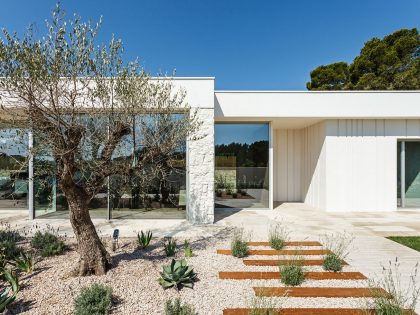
<box><xmin>398</xmin><ymin>141</ymin><xmax>420</xmax><ymax>208</ymax></box>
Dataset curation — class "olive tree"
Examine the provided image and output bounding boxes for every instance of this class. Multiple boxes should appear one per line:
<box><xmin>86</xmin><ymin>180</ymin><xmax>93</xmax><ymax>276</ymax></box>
<box><xmin>0</xmin><ymin>4</ymin><xmax>199</xmax><ymax>275</ymax></box>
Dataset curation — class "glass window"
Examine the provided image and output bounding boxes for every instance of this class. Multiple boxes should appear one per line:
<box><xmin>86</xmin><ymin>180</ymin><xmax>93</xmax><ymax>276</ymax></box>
<box><xmin>215</xmin><ymin>123</ymin><xmax>270</xmax><ymax>209</ymax></box>
<box><xmin>0</xmin><ymin>129</ymin><xmax>28</xmax><ymax>210</ymax></box>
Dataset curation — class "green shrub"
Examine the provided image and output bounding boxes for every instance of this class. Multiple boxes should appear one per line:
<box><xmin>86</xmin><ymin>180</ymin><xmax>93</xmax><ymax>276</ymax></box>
<box><xmin>31</xmin><ymin>231</ymin><xmax>66</xmax><ymax>257</ymax></box>
<box><xmin>280</xmin><ymin>260</ymin><xmax>305</xmax><ymax>286</ymax></box>
<box><xmin>137</xmin><ymin>230</ymin><xmax>152</xmax><ymax>249</ymax></box>
<box><xmin>184</xmin><ymin>240</ymin><xmax>193</xmax><ymax>258</ymax></box>
<box><xmin>268</xmin><ymin>222</ymin><xmax>290</xmax><ymax>250</ymax></box>
<box><xmin>159</xmin><ymin>259</ymin><xmax>197</xmax><ymax>290</ymax></box>
<box><xmin>323</xmin><ymin>253</ymin><xmax>342</xmax><ymax>272</ymax></box>
<box><xmin>320</xmin><ymin>232</ymin><xmax>353</xmax><ymax>273</ymax></box>
<box><xmin>74</xmin><ymin>284</ymin><xmax>112</xmax><ymax>315</ymax></box>
<box><xmin>164</xmin><ymin>298</ymin><xmax>196</xmax><ymax>315</ymax></box>
<box><xmin>163</xmin><ymin>237</ymin><xmax>177</xmax><ymax>257</ymax></box>
<box><xmin>231</xmin><ymin>228</ymin><xmax>249</xmax><ymax>258</ymax></box>
<box><xmin>0</xmin><ymin>239</ymin><xmax>22</xmax><ymax>260</ymax></box>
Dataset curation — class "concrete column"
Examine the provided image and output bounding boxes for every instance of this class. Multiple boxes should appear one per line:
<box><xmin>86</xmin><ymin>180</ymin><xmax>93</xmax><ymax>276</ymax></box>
<box><xmin>187</xmin><ymin>107</ymin><xmax>215</xmax><ymax>224</ymax></box>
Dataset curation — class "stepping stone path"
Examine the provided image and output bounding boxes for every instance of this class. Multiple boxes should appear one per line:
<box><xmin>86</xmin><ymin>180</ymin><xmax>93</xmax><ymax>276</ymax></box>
<box><xmin>217</xmin><ymin>240</ymin><xmax>417</xmax><ymax>315</ymax></box>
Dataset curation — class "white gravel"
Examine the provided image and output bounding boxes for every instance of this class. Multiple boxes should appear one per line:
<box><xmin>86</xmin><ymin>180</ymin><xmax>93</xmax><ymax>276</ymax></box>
<box><xmin>5</xmin><ymin>236</ymin><xmax>373</xmax><ymax>315</ymax></box>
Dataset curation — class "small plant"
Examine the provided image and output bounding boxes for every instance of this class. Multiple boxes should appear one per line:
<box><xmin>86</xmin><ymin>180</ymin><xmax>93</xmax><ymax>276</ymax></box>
<box><xmin>13</xmin><ymin>251</ymin><xmax>36</xmax><ymax>274</ymax></box>
<box><xmin>0</xmin><ymin>269</ymin><xmax>20</xmax><ymax>313</ymax></box>
<box><xmin>31</xmin><ymin>230</ymin><xmax>66</xmax><ymax>257</ymax></box>
<box><xmin>268</xmin><ymin>222</ymin><xmax>290</xmax><ymax>250</ymax></box>
<box><xmin>232</xmin><ymin>192</ymin><xmax>238</xmax><ymax>198</ymax></box>
<box><xmin>248</xmin><ymin>294</ymin><xmax>282</xmax><ymax>315</ymax></box>
<box><xmin>231</xmin><ymin>228</ymin><xmax>249</xmax><ymax>258</ymax></box>
<box><xmin>366</xmin><ymin>259</ymin><xmax>419</xmax><ymax>315</ymax></box>
<box><xmin>159</xmin><ymin>259</ymin><xmax>197</xmax><ymax>290</ymax></box>
<box><xmin>184</xmin><ymin>240</ymin><xmax>193</xmax><ymax>258</ymax></box>
<box><xmin>323</xmin><ymin>253</ymin><xmax>342</xmax><ymax>272</ymax></box>
<box><xmin>74</xmin><ymin>283</ymin><xmax>112</xmax><ymax>315</ymax></box>
<box><xmin>280</xmin><ymin>258</ymin><xmax>305</xmax><ymax>286</ymax></box>
<box><xmin>137</xmin><ymin>230</ymin><xmax>152</xmax><ymax>249</ymax></box>
<box><xmin>163</xmin><ymin>237</ymin><xmax>177</xmax><ymax>257</ymax></box>
<box><xmin>164</xmin><ymin>298</ymin><xmax>196</xmax><ymax>315</ymax></box>
<box><xmin>321</xmin><ymin>232</ymin><xmax>353</xmax><ymax>272</ymax></box>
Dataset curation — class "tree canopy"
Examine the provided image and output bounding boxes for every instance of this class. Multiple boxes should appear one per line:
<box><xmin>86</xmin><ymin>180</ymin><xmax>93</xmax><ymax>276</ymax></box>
<box><xmin>0</xmin><ymin>4</ymin><xmax>199</xmax><ymax>275</ymax></box>
<box><xmin>307</xmin><ymin>28</ymin><xmax>420</xmax><ymax>90</ymax></box>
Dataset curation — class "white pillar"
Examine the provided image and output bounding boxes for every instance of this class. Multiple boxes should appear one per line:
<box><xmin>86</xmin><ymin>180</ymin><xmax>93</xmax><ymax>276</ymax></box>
<box><xmin>187</xmin><ymin>108</ymin><xmax>215</xmax><ymax>224</ymax></box>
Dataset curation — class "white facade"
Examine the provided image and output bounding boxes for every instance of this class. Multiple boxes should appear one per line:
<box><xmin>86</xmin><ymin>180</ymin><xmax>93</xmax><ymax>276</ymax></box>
<box><xmin>4</xmin><ymin>77</ymin><xmax>420</xmax><ymax>223</ymax></box>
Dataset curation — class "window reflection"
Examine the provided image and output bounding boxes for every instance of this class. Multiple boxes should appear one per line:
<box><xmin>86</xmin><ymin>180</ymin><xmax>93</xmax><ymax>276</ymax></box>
<box><xmin>215</xmin><ymin>123</ymin><xmax>270</xmax><ymax>209</ymax></box>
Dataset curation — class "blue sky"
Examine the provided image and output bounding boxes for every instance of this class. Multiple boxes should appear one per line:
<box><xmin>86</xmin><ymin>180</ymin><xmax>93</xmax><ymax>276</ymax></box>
<box><xmin>1</xmin><ymin>0</ymin><xmax>419</xmax><ymax>90</ymax></box>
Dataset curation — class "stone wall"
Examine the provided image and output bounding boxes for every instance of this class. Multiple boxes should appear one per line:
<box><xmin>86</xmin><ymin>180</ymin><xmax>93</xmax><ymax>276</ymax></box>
<box><xmin>187</xmin><ymin>108</ymin><xmax>215</xmax><ymax>224</ymax></box>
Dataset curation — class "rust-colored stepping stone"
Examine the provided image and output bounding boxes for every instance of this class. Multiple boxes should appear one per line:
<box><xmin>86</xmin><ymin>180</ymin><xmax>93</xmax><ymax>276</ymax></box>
<box><xmin>223</xmin><ymin>309</ymin><xmax>416</xmax><ymax>315</ymax></box>
<box><xmin>243</xmin><ymin>259</ymin><xmax>348</xmax><ymax>266</ymax></box>
<box><xmin>217</xmin><ymin>249</ymin><xmax>330</xmax><ymax>256</ymax></box>
<box><xmin>253</xmin><ymin>287</ymin><xmax>389</xmax><ymax>298</ymax></box>
<box><xmin>219</xmin><ymin>271</ymin><xmax>367</xmax><ymax>280</ymax></box>
<box><xmin>248</xmin><ymin>241</ymin><xmax>322</xmax><ymax>246</ymax></box>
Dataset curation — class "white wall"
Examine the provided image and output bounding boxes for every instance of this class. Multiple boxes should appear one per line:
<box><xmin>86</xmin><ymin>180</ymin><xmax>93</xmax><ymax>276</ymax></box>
<box><xmin>274</xmin><ymin>121</ymin><xmax>327</xmax><ymax>209</ymax></box>
<box><xmin>325</xmin><ymin>119</ymin><xmax>420</xmax><ymax>212</ymax></box>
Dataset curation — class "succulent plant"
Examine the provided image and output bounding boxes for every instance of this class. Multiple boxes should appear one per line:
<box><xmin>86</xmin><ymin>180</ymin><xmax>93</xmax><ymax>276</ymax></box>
<box><xmin>14</xmin><ymin>251</ymin><xmax>36</xmax><ymax>274</ymax></box>
<box><xmin>163</xmin><ymin>237</ymin><xmax>177</xmax><ymax>257</ymax></box>
<box><xmin>184</xmin><ymin>240</ymin><xmax>193</xmax><ymax>258</ymax></box>
<box><xmin>0</xmin><ymin>269</ymin><xmax>19</xmax><ymax>312</ymax></box>
<box><xmin>137</xmin><ymin>230</ymin><xmax>153</xmax><ymax>249</ymax></box>
<box><xmin>159</xmin><ymin>259</ymin><xmax>197</xmax><ymax>290</ymax></box>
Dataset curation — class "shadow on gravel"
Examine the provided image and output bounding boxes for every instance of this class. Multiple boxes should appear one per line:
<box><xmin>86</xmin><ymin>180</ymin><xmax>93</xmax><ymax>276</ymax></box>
<box><xmin>9</xmin><ymin>299</ymin><xmax>36</xmax><ymax>314</ymax></box>
<box><xmin>112</xmin><ymin>226</ymin><xmax>234</xmax><ymax>267</ymax></box>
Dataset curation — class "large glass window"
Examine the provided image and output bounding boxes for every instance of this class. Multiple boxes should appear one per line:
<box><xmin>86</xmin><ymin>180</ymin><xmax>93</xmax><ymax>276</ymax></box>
<box><xmin>0</xmin><ymin>129</ymin><xmax>28</xmax><ymax>210</ymax></box>
<box><xmin>110</xmin><ymin>115</ymin><xmax>186</xmax><ymax>219</ymax></box>
<box><xmin>215</xmin><ymin>123</ymin><xmax>270</xmax><ymax>209</ymax></box>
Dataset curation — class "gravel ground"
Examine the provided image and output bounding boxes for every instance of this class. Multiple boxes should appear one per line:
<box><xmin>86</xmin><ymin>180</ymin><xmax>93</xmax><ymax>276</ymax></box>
<box><xmin>6</xmin><ymin>235</ymin><xmax>372</xmax><ymax>315</ymax></box>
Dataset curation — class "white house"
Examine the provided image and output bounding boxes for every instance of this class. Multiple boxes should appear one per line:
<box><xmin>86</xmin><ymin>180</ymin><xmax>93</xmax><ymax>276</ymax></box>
<box><xmin>1</xmin><ymin>77</ymin><xmax>420</xmax><ymax>224</ymax></box>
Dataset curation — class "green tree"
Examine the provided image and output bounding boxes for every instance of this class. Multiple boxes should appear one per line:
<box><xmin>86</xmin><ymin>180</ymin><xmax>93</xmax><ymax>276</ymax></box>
<box><xmin>307</xmin><ymin>28</ymin><xmax>420</xmax><ymax>90</ymax></box>
<box><xmin>0</xmin><ymin>4</ymin><xmax>199</xmax><ymax>275</ymax></box>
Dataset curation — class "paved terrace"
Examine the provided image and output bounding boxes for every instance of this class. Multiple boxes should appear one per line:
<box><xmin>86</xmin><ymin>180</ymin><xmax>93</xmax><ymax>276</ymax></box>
<box><xmin>2</xmin><ymin>203</ymin><xmax>420</xmax><ymax>312</ymax></box>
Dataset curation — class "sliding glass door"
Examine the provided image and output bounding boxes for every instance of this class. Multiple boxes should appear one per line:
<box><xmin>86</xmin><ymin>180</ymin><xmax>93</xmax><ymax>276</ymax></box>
<box><xmin>398</xmin><ymin>141</ymin><xmax>420</xmax><ymax>208</ymax></box>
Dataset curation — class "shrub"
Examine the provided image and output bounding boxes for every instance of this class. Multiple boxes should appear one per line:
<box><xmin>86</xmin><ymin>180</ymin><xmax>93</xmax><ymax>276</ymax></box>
<box><xmin>248</xmin><ymin>295</ymin><xmax>282</xmax><ymax>315</ymax></box>
<box><xmin>280</xmin><ymin>259</ymin><xmax>305</xmax><ymax>286</ymax></box>
<box><xmin>164</xmin><ymin>298</ymin><xmax>196</xmax><ymax>315</ymax></box>
<box><xmin>231</xmin><ymin>228</ymin><xmax>249</xmax><ymax>258</ymax></box>
<box><xmin>321</xmin><ymin>232</ymin><xmax>353</xmax><ymax>272</ymax></box>
<box><xmin>323</xmin><ymin>253</ymin><xmax>342</xmax><ymax>272</ymax></box>
<box><xmin>232</xmin><ymin>193</ymin><xmax>238</xmax><ymax>198</ymax></box>
<box><xmin>137</xmin><ymin>230</ymin><xmax>152</xmax><ymax>249</ymax></box>
<box><xmin>0</xmin><ymin>269</ymin><xmax>20</xmax><ymax>313</ymax></box>
<box><xmin>163</xmin><ymin>237</ymin><xmax>177</xmax><ymax>257</ymax></box>
<box><xmin>0</xmin><ymin>239</ymin><xmax>22</xmax><ymax>261</ymax></box>
<box><xmin>268</xmin><ymin>222</ymin><xmax>290</xmax><ymax>250</ymax></box>
<box><xmin>184</xmin><ymin>240</ymin><xmax>193</xmax><ymax>258</ymax></box>
<box><xmin>74</xmin><ymin>284</ymin><xmax>112</xmax><ymax>315</ymax></box>
<box><xmin>31</xmin><ymin>230</ymin><xmax>66</xmax><ymax>257</ymax></box>
<box><xmin>159</xmin><ymin>259</ymin><xmax>197</xmax><ymax>290</ymax></box>
<box><xmin>366</xmin><ymin>259</ymin><xmax>419</xmax><ymax>315</ymax></box>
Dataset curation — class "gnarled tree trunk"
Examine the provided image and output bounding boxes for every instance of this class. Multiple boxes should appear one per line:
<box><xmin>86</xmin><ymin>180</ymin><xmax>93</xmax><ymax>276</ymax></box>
<box><xmin>64</xmin><ymin>185</ymin><xmax>112</xmax><ymax>276</ymax></box>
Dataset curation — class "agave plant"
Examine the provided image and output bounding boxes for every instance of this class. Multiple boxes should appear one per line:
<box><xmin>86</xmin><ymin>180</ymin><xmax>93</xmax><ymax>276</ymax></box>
<box><xmin>0</xmin><ymin>269</ymin><xmax>19</xmax><ymax>312</ymax></box>
<box><xmin>163</xmin><ymin>237</ymin><xmax>177</xmax><ymax>257</ymax></box>
<box><xmin>137</xmin><ymin>230</ymin><xmax>153</xmax><ymax>249</ymax></box>
<box><xmin>14</xmin><ymin>251</ymin><xmax>36</xmax><ymax>274</ymax></box>
<box><xmin>159</xmin><ymin>259</ymin><xmax>197</xmax><ymax>290</ymax></box>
